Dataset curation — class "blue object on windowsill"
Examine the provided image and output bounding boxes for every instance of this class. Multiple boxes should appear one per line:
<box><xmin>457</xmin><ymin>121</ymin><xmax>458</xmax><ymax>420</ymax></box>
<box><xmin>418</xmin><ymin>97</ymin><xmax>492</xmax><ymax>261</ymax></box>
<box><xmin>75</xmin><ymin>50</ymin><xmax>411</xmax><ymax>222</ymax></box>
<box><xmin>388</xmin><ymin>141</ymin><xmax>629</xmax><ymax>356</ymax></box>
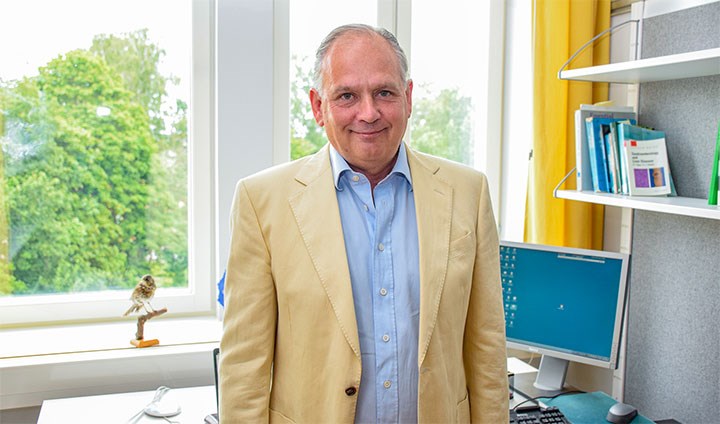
<box><xmin>217</xmin><ymin>270</ymin><xmax>225</xmax><ymax>307</ymax></box>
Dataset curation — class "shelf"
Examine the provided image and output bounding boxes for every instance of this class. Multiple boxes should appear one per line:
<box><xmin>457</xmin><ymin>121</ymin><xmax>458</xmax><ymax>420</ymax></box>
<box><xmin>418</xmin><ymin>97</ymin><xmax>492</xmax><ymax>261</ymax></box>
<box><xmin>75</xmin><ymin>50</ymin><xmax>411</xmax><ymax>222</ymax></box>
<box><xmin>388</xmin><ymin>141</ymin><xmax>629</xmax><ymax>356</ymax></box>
<box><xmin>559</xmin><ymin>47</ymin><xmax>720</xmax><ymax>83</ymax></box>
<box><xmin>555</xmin><ymin>190</ymin><xmax>720</xmax><ymax>220</ymax></box>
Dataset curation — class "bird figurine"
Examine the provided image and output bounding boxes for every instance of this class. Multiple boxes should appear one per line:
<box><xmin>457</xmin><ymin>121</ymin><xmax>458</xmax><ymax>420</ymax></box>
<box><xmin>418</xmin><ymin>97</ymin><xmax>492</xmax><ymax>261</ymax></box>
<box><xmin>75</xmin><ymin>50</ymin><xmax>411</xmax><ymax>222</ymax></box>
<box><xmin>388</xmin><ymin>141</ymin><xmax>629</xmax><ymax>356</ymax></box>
<box><xmin>123</xmin><ymin>274</ymin><xmax>157</xmax><ymax>316</ymax></box>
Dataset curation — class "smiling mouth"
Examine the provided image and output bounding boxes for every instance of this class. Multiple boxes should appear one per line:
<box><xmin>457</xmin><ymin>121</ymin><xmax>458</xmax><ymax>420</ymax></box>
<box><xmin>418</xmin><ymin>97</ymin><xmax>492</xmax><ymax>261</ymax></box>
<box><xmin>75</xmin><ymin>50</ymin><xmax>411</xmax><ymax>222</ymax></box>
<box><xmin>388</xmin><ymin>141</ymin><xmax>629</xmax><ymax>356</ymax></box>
<box><xmin>352</xmin><ymin>128</ymin><xmax>386</xmax><ymax>136</ymax></box>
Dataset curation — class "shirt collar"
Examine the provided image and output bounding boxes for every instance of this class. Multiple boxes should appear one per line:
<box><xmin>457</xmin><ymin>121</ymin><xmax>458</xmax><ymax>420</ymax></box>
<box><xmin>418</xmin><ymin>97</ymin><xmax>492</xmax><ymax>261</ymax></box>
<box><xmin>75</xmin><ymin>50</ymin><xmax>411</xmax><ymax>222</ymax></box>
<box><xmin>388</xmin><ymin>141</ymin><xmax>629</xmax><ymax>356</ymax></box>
<box><xmin>328</xmin><ymin>142</ymin><xmax>413</xmax><ymax>190</ymax></box>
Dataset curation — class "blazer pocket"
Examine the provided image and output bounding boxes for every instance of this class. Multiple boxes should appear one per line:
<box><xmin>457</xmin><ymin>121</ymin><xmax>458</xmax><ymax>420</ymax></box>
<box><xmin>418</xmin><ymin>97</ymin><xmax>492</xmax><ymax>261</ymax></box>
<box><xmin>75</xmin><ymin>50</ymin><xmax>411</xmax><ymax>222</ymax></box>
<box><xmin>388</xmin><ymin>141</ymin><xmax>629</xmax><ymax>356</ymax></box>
<box><xmin>456</xmin><ymin>391</ymin><xmax>470</xmax><ymax>423</ymax></box>
<box><xmin>449</xmin><ymin>231</ymin><xmax>475</xmax><ymax>260</ymax></box>
<box><xmin>269</xmin><ymin>408</ymin><xmax>297</xmax><ymax>423</ymax></box>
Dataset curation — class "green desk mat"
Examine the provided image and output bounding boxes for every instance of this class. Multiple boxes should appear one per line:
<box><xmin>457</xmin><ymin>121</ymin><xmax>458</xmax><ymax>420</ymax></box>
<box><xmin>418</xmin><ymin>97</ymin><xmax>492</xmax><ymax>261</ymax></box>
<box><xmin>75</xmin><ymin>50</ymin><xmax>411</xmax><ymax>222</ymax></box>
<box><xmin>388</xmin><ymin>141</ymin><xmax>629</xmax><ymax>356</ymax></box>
<box><xmin>542</xmin><ymin>391</ymin><xmax>654</xmax><ymax>424</ymax></box>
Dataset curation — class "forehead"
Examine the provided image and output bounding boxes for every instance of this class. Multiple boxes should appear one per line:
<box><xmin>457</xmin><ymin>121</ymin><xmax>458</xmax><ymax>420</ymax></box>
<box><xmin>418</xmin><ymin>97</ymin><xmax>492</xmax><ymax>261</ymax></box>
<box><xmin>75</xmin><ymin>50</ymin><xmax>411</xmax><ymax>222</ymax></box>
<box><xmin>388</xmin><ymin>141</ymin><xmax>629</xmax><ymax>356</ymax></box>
<box><xmin>322</xmin><ymin>32</ymin><xmax>403</xmax><ymax>90</ymax></box>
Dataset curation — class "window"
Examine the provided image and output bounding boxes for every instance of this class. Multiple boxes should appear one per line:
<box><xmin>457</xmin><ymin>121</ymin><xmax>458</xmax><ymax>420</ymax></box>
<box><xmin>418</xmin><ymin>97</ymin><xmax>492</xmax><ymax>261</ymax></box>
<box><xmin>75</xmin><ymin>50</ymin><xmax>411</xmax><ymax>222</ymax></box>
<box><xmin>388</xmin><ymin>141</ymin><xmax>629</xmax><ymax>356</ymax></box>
<box><xmin>288</xmin><ymin>0</ymin><xmax>377</xmax><ymax>160</ymax></box>
<box><xmin>409</xmin><ymin>1</ymin><xmax>489</xmax><ymax>166</ymax></box>
<box><xmin>500</xmin><ymin>0</ymin><xmax>533</xmax><ymax>242</ymax></box>
<box><xmin>284</xmin><ymin>1</ymin><xmax>508</xmax><ymax>228</ymax></box>
<box><xmin>288</xmin><ymin>2</ymin><xmax>496</xmax><ymax>166</ymax></box>
<box><xmin>0</xmin><ymin>0</ymin><xmax>213</xmax><ymax>325</ymax></box>
<box><xmin>0</xmin><ymin>0</ymin><xmax>528</xmax><ymax>325</ymax></box>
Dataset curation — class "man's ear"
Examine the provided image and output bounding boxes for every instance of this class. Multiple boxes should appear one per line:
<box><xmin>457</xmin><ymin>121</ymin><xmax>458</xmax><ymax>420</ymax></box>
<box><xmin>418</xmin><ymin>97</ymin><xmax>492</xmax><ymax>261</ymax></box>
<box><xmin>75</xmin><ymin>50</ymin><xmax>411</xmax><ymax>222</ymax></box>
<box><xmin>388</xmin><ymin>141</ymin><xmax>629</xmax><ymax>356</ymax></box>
<box><xmin>309</xmin><ymin>88</ymin><xmax>325</xmax><ymax>127</ymax></box>
<box><xmin>405</xmin><ymin>79</ymin><xmax>413</xmax><ymax>118</ymax></box>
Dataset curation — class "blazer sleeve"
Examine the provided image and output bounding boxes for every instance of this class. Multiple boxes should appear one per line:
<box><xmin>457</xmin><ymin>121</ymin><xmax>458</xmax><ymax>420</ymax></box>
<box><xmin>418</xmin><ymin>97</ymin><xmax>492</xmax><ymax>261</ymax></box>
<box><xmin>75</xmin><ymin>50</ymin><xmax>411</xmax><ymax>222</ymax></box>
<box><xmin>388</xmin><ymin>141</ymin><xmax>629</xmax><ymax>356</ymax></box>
<box><xmin>464</xmin><ymin>175</ymin><xmax>510</xmax><ymax>422</ymax></box>
<box><xmin>219</xmin><ymin>181</ymin><xmax>277</xmax><ymax>423</ymax></box>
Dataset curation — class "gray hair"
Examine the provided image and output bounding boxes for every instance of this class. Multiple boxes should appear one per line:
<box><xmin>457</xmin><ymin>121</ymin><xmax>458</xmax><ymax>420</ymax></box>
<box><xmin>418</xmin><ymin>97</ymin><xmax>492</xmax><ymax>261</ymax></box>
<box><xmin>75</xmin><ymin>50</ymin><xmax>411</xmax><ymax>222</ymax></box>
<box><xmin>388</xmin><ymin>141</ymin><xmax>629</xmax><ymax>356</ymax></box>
<box><xmin>312</xmin><ymin>24</ymin><xmax>409</xmax><ymax>95</ymax></box>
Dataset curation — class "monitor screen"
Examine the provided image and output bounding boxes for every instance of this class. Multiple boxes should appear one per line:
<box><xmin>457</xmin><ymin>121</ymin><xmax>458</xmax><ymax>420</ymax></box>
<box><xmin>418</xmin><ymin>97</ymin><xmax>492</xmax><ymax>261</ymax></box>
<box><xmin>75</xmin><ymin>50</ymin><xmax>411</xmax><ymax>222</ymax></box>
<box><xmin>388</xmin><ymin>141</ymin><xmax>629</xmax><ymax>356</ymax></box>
<box><xmin>500</xmin><ymin>241</ymin><xmax>629</xmax><ymax>389</ymax></box>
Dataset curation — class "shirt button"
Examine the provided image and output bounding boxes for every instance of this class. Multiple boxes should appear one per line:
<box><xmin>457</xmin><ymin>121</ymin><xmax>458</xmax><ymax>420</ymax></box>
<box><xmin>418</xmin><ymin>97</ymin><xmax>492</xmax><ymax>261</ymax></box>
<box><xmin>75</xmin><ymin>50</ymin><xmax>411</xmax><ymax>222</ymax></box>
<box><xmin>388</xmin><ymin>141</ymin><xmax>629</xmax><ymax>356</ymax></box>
<box><xmin>363</xmin><ymin>204</ymin><xmax>369</xmax><ymax>211</ymax></box>
<box><xmin>383</xmin><ymin>380</ymin><xmax>391</xmax><ymax>389</ymax></box>
<box><xmin>379</xmin><ymin>288</ymin><xmax>387</xmax><ymax>296</ymax></box>
<box><xmin>345</xmin><ymin>387</ymin><xmax>357</xmax><ymax>396</ymax></box>
<box><xmin>352</xmin><ymin>175</ymin><xmax>359</xmax><ymax>182</ymax></box>
<box><xmin>382</xmin><ymin>334</ymin><xmax>390</xmax><ymax>342</ymax></box>
<box><xmin>378</xmin><ymin>243</ymin><xmax>384</xmax><ymax>251</ymax></box>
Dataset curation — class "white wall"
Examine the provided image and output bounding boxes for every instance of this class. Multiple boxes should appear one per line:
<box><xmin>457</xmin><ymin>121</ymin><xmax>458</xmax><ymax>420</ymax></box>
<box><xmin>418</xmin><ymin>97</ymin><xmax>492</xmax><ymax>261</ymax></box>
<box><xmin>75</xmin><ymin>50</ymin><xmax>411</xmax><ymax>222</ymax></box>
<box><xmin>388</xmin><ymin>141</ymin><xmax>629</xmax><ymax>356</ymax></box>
<box><xmin>215</xmin><ymin>0</ymin><xmax>279</xmax><ymax>277</ymax></box>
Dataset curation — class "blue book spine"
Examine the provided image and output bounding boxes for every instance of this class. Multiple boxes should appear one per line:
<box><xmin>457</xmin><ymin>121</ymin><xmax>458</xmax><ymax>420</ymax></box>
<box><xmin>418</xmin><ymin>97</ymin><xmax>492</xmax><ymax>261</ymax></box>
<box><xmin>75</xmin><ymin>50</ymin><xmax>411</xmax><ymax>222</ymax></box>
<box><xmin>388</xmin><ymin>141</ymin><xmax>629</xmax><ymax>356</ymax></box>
<box><xmin>602</xmin><ymin>124</ymin><xmax>618</xmax><ymax>193</ymax></box>
<box><xmin>591</xmin><ymin>117</ymin><xmax>639</xmax><ymax>193</ymax></box>
<box><xmin>585</xmin><ymin>118</ymin><xmax>603</xmax><ymax>192</ymax></box>
<box><xmin>586</xmin><ymin>117</ymin><xmax>610</xmax><ymax>192</ymax></box>
<box><xmin>610</xmin><ymin>123</ymin><xmax>629</xmax><ymax>194</ymax></box>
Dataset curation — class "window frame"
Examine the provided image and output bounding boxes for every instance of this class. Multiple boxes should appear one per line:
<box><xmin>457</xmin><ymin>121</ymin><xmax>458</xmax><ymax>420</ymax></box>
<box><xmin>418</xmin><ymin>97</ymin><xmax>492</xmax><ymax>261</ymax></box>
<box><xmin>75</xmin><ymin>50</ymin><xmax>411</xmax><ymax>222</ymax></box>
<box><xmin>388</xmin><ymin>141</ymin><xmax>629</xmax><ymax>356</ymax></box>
<box><xmin>0</xmin><ymin>0</ymin><xmax>215</xmax><ymax>326</ymax></box>
<box><xmin>1</xmin><ymin>0</ymin><xmax>521</xmax><ymax>327</ymax></box>
<box><xmin>273</xmin><ymin>0</ymin><xmax>506</xmax><ymax>223</ymax></box>
<box><xmin>398</xmin><ymin>0</ymin><xmax>506</xmax><ymax>222</ymax></box>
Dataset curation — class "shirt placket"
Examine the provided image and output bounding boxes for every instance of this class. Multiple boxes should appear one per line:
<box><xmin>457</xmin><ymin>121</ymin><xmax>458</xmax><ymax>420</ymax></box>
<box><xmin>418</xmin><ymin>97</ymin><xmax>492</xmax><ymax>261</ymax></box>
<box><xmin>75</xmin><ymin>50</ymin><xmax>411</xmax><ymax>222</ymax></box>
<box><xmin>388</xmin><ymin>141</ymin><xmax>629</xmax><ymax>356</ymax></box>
<box><xmin>372</xmin><ymin>181</ymin><xmax>399</xmax><ymax>423</ymax></box>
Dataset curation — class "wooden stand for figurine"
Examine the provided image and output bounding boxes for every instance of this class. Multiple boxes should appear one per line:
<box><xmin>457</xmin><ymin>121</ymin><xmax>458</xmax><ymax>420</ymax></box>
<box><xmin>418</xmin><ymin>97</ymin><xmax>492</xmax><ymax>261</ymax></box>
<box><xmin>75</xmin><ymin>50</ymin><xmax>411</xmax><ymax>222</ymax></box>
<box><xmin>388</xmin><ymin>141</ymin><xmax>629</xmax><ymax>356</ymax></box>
<box><xmin>131</xmin><ymin>338</ymin><xmax>160</xmax><ymax>348</ymax></box>
<box><xmin>131</xmin><ymin>307</ymin><xmax>167</xmax><ymax>348</ymax></box>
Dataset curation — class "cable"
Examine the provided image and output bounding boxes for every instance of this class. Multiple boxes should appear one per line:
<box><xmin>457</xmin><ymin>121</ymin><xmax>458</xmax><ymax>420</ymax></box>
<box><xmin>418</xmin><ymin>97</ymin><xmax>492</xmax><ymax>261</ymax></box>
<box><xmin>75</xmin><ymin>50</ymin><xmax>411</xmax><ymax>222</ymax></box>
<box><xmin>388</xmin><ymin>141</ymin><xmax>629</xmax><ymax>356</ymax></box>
<box><xmin>509</xmin><ymin>384</ymin><xmax>539</xmax><ymax>410</ymax></box>
<box><xmin>151</xmin><ymin>386</ymin><xmax>172</xmax><ymax>404</ymax></box>
<box><xmin>511</xmin><ymin>389</ymin><xmax>586</xmax><ymax>412</ymax></box>
<box><xmin>126</xmin><ymin>386</ymin><xmax>176</xmax><ymax>423</ymax></box>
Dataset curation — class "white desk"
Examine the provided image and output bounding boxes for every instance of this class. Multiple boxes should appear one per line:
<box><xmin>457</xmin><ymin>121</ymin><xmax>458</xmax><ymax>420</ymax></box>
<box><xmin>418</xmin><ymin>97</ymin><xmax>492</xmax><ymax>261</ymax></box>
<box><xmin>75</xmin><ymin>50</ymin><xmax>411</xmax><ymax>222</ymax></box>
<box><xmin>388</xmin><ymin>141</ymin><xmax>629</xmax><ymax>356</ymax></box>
<box><xmin>38</xmin><ymin>385</ymin><xmax>216</xmax><ymax>424</ymax></box>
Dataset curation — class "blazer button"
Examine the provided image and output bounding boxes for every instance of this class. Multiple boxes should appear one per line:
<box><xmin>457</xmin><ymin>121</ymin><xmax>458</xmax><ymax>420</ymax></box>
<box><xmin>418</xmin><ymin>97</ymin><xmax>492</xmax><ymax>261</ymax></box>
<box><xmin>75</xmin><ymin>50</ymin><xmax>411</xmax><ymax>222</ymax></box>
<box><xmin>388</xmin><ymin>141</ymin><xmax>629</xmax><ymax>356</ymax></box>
<box><xmin>345</xmin><ymin>387</ymin><xmax>357</xmax><ymax>396</ymax></box>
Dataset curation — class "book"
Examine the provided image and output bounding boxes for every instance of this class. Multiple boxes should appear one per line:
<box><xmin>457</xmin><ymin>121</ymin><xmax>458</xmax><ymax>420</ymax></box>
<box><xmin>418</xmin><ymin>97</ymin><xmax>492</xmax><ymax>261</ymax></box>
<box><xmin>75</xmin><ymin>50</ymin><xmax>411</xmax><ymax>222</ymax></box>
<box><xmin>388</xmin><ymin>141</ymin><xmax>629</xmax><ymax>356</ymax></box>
<box><xmin>609</xmin><ymin>120</ymin><xmax>634</xmax><ymax>194</ymax></box>
<box><xmin>602</xmin><ymin>122</ymin><xmax>621</xmax><ymax>193</ymax></box>
<box><xmin>574</xmin><ymin>105</ymin><xmax>636</xmax><ymax>192</ymax></box>
<box><xmin>586</xmin><ymin>116</ymin><xmax>637</xmax><ymax>193</ymax></box>
<box><xmin>585</xmin><ymin>117</ymin><xmax>609</xmax><ymax>192</ymax></box>
<box><xmin>617</xmin><ymin>124</ymin><xmax>673</xmax><ymax>196</ymax></box>
<box><xmin>709</xmin><ymin>121</ymin><xmax>720</xmax><ymax>205</ymax></box>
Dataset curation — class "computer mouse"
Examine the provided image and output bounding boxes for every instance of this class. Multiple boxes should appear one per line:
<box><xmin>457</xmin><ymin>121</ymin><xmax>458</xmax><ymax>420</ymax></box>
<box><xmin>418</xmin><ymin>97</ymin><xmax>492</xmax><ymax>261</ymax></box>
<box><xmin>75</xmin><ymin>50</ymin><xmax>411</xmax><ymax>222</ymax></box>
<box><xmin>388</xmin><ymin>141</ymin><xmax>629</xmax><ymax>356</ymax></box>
<box><xmin>606</xmin><ymin>402</ymin><xmax>638</xmax><ymax>424</ymax></box>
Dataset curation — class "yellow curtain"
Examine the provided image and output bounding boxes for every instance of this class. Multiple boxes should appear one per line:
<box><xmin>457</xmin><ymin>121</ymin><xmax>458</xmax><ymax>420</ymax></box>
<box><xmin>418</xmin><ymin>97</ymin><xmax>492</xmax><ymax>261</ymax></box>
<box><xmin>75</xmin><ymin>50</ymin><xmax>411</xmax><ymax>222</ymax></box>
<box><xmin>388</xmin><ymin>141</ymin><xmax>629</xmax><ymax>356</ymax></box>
<box><xmin>525</xmin><ymin>0</ymin><xmax>611</xmax><ymax>249</ymax></box>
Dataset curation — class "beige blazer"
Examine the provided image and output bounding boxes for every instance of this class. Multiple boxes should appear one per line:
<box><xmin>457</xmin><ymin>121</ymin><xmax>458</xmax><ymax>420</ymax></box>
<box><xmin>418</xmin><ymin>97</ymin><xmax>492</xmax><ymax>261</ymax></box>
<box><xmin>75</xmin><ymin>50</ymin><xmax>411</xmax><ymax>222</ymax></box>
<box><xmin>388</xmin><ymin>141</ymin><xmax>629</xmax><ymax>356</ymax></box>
<box><xmin>220</xmin><ymin>144</ymin><xmax>508</xmax><ymax>423</ymax></box>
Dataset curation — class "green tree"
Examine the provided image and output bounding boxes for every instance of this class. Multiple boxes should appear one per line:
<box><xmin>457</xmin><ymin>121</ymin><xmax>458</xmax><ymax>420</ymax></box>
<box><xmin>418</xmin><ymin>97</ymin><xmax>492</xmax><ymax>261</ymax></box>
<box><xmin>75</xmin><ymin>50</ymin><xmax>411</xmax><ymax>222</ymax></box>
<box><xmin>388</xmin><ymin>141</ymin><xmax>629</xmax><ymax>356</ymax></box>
<box><xmin>90</xmin><ymin>29</ymin><xmax>176</xmax><ymax>140</ymax></box>
<box><xmin>409</xmin><ymin>86</ymin><xmax>473</xmax><ymax>165</ymax></box>
<box><xmin>290</xmin><ymin>55</ymin><xmax>325</xmax><ymax>160</ymax></box>
<box><xmin>0</xmin><ymin>98</ymin><xmax>8</xmax><ymax>294</ymax></box>
<box><xmin>2</xmin><ymin>29</ymin><xmax>188</xmax><ymax>295</ymax></box>
<box><xmin>2</xmin><ymin>50</ymin><xmax>156</xmax><ymax>293</ymax></box>
<box><xmin>90</xmin><ymin>30</ymin><xmax>188</xmax><ymax>288</ymax></box>
<box><xmin>142</xmin><ymin>97</ymin><xmax>188</xmax><ymax>287</ymax></box>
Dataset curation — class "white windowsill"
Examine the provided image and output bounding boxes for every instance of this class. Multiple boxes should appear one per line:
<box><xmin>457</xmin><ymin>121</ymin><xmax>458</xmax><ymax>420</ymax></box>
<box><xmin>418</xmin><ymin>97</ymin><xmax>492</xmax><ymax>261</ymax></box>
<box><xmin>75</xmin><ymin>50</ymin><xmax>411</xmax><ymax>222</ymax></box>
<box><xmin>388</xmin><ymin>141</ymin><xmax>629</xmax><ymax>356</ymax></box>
<box><xmin>0</xmin><ymin>316</ymin><xmax>222</xmax><ymax>410</ymax></box>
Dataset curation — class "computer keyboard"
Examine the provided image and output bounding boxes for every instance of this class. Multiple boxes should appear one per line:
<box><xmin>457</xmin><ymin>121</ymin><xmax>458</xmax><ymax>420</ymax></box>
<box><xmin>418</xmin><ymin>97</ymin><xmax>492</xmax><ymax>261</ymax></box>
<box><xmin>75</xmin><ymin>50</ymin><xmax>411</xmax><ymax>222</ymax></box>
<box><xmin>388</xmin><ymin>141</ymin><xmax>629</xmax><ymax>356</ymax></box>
<box><xmin>510</xmin><ymin>405</ymin><xmax>571</xmax><ymax>424</ymax></box>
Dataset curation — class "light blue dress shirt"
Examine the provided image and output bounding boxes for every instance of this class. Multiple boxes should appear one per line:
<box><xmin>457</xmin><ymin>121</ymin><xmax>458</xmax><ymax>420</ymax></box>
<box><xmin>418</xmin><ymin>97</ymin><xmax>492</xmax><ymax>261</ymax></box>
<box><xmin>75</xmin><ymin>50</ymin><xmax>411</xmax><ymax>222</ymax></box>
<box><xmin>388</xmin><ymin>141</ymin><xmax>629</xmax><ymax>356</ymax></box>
<box><xmin>329</xmin><ymin>143</ymin><xmax>420</xmax><ymax>424</ymax></box>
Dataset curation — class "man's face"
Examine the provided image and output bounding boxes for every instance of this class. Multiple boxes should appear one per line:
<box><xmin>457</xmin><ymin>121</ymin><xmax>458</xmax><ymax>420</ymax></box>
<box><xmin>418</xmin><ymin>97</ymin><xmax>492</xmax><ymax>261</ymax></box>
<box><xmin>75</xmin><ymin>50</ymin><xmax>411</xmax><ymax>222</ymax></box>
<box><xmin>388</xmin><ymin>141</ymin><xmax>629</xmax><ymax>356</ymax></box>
<box><xmin>310</xmin><ymin>32</ymin><xmax>413</xmax><ymax>176</ymax></box>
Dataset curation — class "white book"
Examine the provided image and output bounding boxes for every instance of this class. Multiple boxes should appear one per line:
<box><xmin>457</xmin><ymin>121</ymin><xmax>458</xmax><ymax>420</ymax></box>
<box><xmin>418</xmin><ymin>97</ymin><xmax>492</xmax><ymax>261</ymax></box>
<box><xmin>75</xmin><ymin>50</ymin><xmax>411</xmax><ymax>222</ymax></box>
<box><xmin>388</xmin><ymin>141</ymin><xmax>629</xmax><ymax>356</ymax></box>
<box><xmin>624</xmin><ymin>137</ymin><xmax>672</xmax><ymax>196</ymax></box>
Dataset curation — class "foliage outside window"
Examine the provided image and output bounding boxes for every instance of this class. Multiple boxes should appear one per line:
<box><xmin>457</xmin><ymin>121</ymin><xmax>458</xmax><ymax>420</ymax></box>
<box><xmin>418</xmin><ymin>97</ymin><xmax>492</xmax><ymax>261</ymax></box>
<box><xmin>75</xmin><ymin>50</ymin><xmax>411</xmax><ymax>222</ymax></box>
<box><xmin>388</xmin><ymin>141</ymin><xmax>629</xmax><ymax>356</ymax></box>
<box><xmin>289</xmin><ymin>56</ymin><xmax>473</xmax><ymax>163</ymax></box>
<box><xmin>0</xmin><ymin>30</ymin><xmax>188</xmax><ymax>297</ymax></box>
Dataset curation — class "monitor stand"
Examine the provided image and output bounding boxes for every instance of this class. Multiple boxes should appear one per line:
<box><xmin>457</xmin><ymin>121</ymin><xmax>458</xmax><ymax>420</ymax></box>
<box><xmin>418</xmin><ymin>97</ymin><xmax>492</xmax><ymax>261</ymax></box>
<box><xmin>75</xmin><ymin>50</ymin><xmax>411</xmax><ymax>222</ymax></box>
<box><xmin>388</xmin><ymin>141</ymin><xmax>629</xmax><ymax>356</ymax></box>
<box><xmin>533</xmin><ymin>355</ymin><xmax>569</xmax><ymax>391</ymax></box>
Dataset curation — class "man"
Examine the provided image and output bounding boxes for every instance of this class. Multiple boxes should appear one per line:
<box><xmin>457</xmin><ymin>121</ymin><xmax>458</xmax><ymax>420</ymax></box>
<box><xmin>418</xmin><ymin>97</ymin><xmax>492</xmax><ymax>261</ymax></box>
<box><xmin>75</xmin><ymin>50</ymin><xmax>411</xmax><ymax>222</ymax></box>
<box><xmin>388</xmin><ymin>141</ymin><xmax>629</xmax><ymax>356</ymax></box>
<box><xmin>220</xmin><ymin>24</ymin><xmax>508</xmax><ymax>423</ymax></box>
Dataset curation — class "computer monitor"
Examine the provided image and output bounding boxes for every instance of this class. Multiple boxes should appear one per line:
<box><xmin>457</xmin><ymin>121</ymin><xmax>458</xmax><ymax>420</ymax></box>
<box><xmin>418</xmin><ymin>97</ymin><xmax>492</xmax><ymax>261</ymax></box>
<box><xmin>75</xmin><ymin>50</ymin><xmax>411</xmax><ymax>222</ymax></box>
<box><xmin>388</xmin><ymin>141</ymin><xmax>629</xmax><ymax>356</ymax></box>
<box><xmin>500</xmin><ymin>241</ymin><xmax>630</xmax><ymax>391</ymax></box>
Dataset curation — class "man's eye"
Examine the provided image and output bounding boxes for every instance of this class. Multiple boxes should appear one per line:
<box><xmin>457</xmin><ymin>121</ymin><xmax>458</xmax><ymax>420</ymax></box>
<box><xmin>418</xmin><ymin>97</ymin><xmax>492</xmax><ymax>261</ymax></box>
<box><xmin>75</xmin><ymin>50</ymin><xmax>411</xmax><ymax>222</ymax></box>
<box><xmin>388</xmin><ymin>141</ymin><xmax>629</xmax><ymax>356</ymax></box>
<box><xmin>378</xmin><ymin>90</ymin><xmax>392</xmax><ymax>97</ymax></box>
<box><xmin>340</xmin><ymin>93</ymin><xmax>353</xmax><ymax>101</ymax></box>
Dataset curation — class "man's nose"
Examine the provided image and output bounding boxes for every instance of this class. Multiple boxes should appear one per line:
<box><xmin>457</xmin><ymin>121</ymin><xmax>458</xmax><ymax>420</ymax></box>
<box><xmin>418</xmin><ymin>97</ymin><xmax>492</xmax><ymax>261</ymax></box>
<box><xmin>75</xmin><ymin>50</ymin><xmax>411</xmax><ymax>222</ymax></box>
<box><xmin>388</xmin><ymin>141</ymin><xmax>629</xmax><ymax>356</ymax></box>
<box><xmin>357</xmin><ymin>95</ymin><xmax>381</xmax><ymax>123</ymax></box>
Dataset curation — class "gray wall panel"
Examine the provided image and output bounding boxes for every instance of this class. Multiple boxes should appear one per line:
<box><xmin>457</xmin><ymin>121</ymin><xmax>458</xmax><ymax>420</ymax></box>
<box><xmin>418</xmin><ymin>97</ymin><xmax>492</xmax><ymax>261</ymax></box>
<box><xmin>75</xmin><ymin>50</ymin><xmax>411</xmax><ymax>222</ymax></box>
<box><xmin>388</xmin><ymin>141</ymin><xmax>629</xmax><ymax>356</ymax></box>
<box><xmin>627</xmin><ymin>212</ymin><xmax>720</xmax><ymax>422</ymax></box>
<box><xmin>639</xmin><ymin>76</ymin><xmax>720</xmax><ymax>198</ymax></box>
<box><xmin>641</xmin><ymin>2</ymin><xmax>720</xmax><ymax>58</ymax></box>
<box><xmin>624</xmin><ymin>2</ymin><xmax>720</xmax><ymax>422</ymax></box>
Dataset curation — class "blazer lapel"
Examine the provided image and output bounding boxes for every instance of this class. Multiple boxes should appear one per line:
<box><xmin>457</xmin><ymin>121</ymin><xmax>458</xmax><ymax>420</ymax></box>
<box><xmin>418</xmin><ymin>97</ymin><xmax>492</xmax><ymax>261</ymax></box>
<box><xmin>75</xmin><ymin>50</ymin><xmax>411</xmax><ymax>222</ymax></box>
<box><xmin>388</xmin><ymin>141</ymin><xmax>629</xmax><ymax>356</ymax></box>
<box><xmin>407</xmin><ymin>147</ymin><xmax>453</xmax><ymax>366</ymax></box>
<box><xmin>288</xmin><ymin>146</ymin><xmax>361</xmax><ymax>358</ymax></box>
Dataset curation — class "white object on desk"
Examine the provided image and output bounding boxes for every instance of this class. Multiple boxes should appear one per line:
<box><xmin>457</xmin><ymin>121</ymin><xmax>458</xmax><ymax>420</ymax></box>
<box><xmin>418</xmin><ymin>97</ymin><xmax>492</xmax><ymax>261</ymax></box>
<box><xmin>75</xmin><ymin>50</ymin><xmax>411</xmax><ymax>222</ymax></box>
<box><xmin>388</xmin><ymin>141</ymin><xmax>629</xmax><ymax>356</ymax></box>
<box><xmin>138</xmin><ymin>386</ymin><xmax>181</xmax><ymax>419</ymax></box>
<box><xmin>508</xmin><ymin>356</ymin><xmax>538</xmax><ymax>375</ymax></box>
<box><xmin>37</xmin><ymin>385</ymin><xmax>215</xmax><ymax>424</ymax></box>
